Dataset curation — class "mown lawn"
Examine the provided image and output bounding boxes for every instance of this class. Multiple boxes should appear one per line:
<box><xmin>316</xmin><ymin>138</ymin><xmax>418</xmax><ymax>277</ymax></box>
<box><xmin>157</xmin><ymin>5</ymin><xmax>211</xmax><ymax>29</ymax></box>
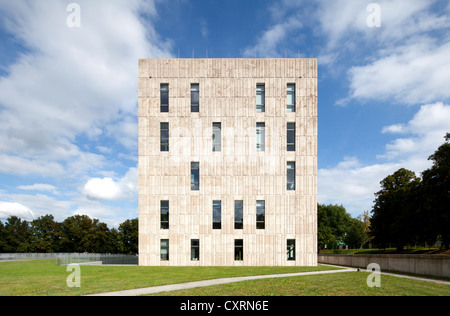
<box><xmin>151</xmin><ymin>271</ymin><xmax>450</xmax><ymax>296</ymax></box>
<box><xmin>0</xmin><ymin>259</ymin><xmax>337</xmax><ymax>296</ymax></box>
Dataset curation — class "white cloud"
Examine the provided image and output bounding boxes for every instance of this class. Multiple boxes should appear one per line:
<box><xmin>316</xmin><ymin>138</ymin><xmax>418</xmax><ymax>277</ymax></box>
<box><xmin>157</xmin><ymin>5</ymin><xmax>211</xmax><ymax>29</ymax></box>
<box><xmin>17</xmin><ymin>183</ymin><xmax>58</xmax><ymax>194</ymax></box>
<box><xmin>0</xmin><ymin>202</ymin><xmax>34</xmax><ymax>220</ymax></box>
<box><xmin>82</xmin><ymin>167</ymin><xmax>138</xmax><ymax>201</ymax></box>
<box><xmin>242</xmin><ymin>15</ymin><xmax>303</xmax><ymax>57</ymax></box>
<box><xmin>346</xmin><ymin>41</ymin><xmax>450</xmax><ymax>105</ymax></box>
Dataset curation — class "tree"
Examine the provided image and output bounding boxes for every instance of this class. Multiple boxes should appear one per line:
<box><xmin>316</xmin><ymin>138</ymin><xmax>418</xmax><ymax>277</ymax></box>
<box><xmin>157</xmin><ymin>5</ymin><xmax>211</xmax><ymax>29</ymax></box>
<box><xmin>345</xmin><ymin>217</ymin><xmax>368</xmax><ymax>249</ymax></box>
<box><xmin>2</xmin><ymin>216</ymin><xmax>32</xmax><ymax>252</ymax></box>
<box><xmin>421</xmin><ymin>133</ymin><xmax>450</xmax><ymax>249</ymax></box>
<box><xmin>30</xmin><ymin>215</ymin><xmax>62</xmax><ymax>253</ymax></box>
<box><xmin>370</xmin><ymin>168</ymin><xmax>421</xmax><ymax>251</ymax></box>
<box><xmin>118</xmin><ymin>219</ymin><xmax>138</xmax><ymax>254</ymax></box>
<box><xmin>317</xmin><ymin>204</ymin><xmax>352</xmax><ymax>249</ymax></box>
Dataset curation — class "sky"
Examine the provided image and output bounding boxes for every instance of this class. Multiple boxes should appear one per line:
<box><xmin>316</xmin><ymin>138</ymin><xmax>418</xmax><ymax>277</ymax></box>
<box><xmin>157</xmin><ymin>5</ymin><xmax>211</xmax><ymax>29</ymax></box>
<box><xmin>0</xmin><ymin>0</ymin><xmax>449</xmax><ymax>227</ymax></box>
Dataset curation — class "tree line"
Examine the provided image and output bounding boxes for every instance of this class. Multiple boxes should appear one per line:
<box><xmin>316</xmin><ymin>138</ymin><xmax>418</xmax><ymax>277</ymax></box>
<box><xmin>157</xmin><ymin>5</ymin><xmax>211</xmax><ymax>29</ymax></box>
<box><xmin>0</xmin><ymin>215</ymin><xmax>138</xmax><ymax>254</ymax></box>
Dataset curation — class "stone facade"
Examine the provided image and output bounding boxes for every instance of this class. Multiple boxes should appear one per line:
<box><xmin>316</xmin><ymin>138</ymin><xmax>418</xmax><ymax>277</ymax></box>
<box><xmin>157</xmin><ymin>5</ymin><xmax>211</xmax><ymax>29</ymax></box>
<box><xmin>138</xmin><ymin>58</ymin><xmax>317</xmax><ymax>266</ymax></box>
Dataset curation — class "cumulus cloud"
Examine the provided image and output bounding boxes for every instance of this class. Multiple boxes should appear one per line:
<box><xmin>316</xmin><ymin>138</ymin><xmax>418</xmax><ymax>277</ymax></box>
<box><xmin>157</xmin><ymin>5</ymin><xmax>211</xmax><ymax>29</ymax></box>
<box><xmin>82</xmin><ymin>167</ymin><xmax>138</xmax><ymax>201</ymax></box>
<box><xmin>0</xmin><ymin>202</ymin><xmax>34</xmax><ymax>220</ymax></box>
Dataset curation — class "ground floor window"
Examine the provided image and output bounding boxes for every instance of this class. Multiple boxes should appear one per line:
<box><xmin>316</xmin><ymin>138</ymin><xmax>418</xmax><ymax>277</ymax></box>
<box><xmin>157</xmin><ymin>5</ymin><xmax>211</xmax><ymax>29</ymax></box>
<box><xmin>161</xmin><ymin>239</ymin><xmax>169</xmax><ymax>261</ymax></box>
<box><xmin>234</xmin><ymin>239</ymin><xmax>243</xmax><ymax>261</ymax></box>
<box><xmin>191</xmin><ymin>239</ymin><xmax>199</xmax><ymax>261</ymax></box>
<box><xmin>287</xmin><ymin>239</ymin><xmax>295</xmax><ymax>261</ymax></box>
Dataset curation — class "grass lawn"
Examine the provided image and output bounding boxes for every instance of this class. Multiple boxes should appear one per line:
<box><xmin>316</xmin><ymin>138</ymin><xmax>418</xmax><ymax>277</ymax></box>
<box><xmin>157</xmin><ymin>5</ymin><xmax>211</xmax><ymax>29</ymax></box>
<box><xmin>1</xmin><ymin>259</ymin><xmax>449</xmax><ymax>296</ymax></box>
<box><xmin>151</xmin><ymin>271</ymin><xmax>450</xmax><ymax>296</ymax></box>
<box><xmin>0</xmin><ymin>259</ymin><xmax>337</xmax><ymax>296</ymax></box>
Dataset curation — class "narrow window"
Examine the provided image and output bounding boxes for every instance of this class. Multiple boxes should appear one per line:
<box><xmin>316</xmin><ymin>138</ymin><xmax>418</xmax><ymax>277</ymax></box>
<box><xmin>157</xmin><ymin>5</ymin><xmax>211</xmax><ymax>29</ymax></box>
<box><xmin>234</xmin><ymin>239</ymin><xmax>243</xmax><ymax>261</ymax></box>
<box><xmin>191</xmin><ymin>162</ymin><xmax>199</xmax><ymax>191</ymax></box>
<box><xmin>287</xmin><ymin>161</ymin><xmax>295</xmax><ymax>190</ymax></box>
<box><xmin>160</xmin><ymin>239</ymin><xmax>169</xmax><ymax>261</ymax></box>
<box><xmin>160</xmin><ymin>84</ymin><xmax>169</xmax><ymax>112</ymax></box>
<box><xmin>256</xmin><ymin>200</ymin><xmax>265</xmax><ymax>229</ymax></box>
<box><xmin>191</xmin><ymin>239</ymin><xmax>199</xmax><ymax>261</ymax></box>
<box><xmin>160</xmin><ymin>200</ymin><xmax>169</xmax><ymax>229</ymax></box>
<box><xmin>287</xmin><ymin>122</ymin><xmax>295</xmax><ymax>152</ymax></box>
<box><xmin>213</xmin><ymin>200</ymin><xmax>221</xmax><ymax>229</ymax></box>
<box><xmin>256</xmin><ymin>123</ymin><xmax>265</xmax><ymax>152</ymax></box>
<box><xmin>234</xmin><ymin>200</ymin><xmax>243</xmax><ymax>230</ymax></box>
<box><xmin>287</xmin><ymin>239</ymin><xmax>296</xmax><ymax>261</ymax></box>
<box><xmin>256</xmin><ymin>84</ymin><xmax>265</xmax><ymax>112</ymax></box>
<box><xmin>287</xmin><ymin>83</ymin><xmax>295</xmax><ymax>112</ymax></box>
<box><xmin>212</xmin><ymin>122</ymin><xmax>221</xmax><ymax>152</ymax></box>
<box><xmin>191</xmin><ymin>83</ymin><xmax>199</xmax><ymax>112</ymax></box>
<box><xmin>160</xmin><ymin>122</ymin><xmax>169</xmax><ymax>152</ymax></box>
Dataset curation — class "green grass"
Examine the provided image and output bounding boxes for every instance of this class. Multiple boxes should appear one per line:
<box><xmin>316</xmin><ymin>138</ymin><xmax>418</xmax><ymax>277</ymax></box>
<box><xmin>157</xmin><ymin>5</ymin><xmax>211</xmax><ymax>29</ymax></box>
<box><xmin>1</xmin><ymin>260</ymin><xmax>449</xmax><ymax>296</ymax></box>
<box><xmin>0</xmin><ymin>260</ymin><xmax>336</xmax><ymax>296</ymax></box>
<box><xmin>151</xmin><ymin>272</ymin><xmax>450</xmax><ymax>296</ymax></box>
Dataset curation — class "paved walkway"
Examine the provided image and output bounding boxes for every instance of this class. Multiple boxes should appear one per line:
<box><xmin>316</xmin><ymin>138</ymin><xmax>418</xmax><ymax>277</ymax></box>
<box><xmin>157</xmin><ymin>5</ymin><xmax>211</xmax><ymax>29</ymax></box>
<box><xmin>86</xmin><ymin>265</ymin><xmax>450</xmax><ymax>296</ymax></box>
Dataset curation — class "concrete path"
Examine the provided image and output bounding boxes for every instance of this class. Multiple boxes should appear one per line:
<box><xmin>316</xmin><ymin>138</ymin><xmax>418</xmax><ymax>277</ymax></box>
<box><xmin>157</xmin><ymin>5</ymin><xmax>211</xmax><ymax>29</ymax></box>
<box><xmin>87</xmin><ymin>267</ymin><xmax>357</xmax><ymax>296</ymax></box>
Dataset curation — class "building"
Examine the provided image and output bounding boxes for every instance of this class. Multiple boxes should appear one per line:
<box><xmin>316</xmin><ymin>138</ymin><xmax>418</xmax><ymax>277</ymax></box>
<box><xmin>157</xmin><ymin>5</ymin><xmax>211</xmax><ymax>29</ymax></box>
<box><xmin>138</xmin><ymin>58</ymin><xmax>317</xmax><ymax>266</ymax></box>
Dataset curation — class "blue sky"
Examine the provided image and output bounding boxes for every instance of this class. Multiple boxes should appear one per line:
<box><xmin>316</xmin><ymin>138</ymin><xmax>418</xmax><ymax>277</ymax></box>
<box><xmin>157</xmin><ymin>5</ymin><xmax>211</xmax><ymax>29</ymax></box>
<box><xmin>0</xmin><ymin>0</ymin><xmax>449</xmax><ymax>227</ymax></box>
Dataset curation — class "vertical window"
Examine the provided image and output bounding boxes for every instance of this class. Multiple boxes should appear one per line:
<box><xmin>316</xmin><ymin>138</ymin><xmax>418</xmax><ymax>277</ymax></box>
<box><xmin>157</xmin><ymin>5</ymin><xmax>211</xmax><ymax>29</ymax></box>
<box><xmin>234</xmin><ymin>200</ymin><xmax>243</xmax><ymax>229</ymax></box>
<box><xmin>287</xmin><ymin>123</ymin><xmax>295</xmax><ymax>152</ymax></box>
<box><xmin>160</xmin><ymin>84</ymin><xmax>169</xmax><ymax>113</ymax></box>
<box><xmin>256</xmin><ymin>123</ymin><xmax>265</xmax><ymax>152</ymax></box>
<box><xmin>191</xmin><ymin>239</ymin><xmax>199</xmax><ymax>261</ymax></box>
<box><xmin>234</xmin><ymin>239</ymin><xmax>243</xmax><ymax>261</ymax></box>
<box><xmin>287</xmin><ymin>84</ymin><xmax>295</xmax><ymax>112</ymax></box>
<box><xmin>212</xmin><ymin>122</ymin><xmax>221</xmax><ymax>152</ymax></box>
<box><xmin>287</xmin><ymin>161</ymin><xmax>295</xmax><ymax>190</ymax></box>
<box><xmin>191</xmin><ymin>162</ymin><xmax>199</xmax><ymax>191</ymax></box>
<box><xmin>160</xmin><ymin>239</ymin><xmax>169</xmax><ymax>261</ymax></box>
<box><xmin>191</xmin><ymin>84</ymin><xmax>199</xmax><ymax>112</ymax></box>
<box><xmin>160</xmin><ymin>200</ymin><xmax>169</xmax><ymax>229</ymax></box>
<box><xmin>213</xmin><ymin>200</ymin><xmax>221</xmax><ymax>229</ymax></box>
<box><xmin>256</xmin><ymin>200</ymin><xmax>265</xmax><ymax>229</ymax></box>
<box><xmin>256</xmin><ymin>84</ymin><xmax>265</xmax><ymax>112</ymax></box>
<box><xmin>287</xmin><ymin>239</ymin><xmax>296</xmax><ymax>261</ymax></box>
<box><xmin>160</xmin><ymin>122</ymin><xmax>169</xmax><ymax>152</ymax></box>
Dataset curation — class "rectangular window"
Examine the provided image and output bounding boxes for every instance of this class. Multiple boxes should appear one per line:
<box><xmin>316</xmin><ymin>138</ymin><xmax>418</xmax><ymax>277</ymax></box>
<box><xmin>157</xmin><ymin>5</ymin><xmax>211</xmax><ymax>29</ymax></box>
<box><xmin>160</xmin><ymin>84</ymin><xmax>169</xmax><ymax>112</ymax></box>
<box><xmin>212</xmin><ymin>122</ymin><xmax>221</xmax><ymax>152</ymax></box>
<box><xmin>287</xmin><ymin>84</ymin><xmax>295</xmax><ymax>112</ymax></box>
<box><xmin>256</xmin><ymin>84</ymin><xmax>265</xmax><ymax>112</ymax></box>
<box><xmin>287</xmin><ymin>123</ymin><xmax>295</xmax><ymax>152</ymax></box>
<box><xmin>213</xmin><ymin>200</ymin><xmax>221</xmax><ymax>229</ymax></box>
<box><xmin>160</xmin><ymin>239</ymin><xmax>169</xmax><ymax>261</ymax></box>
<box><xmin>287</xmin><ymin>161</ymin><xmax>295</xmax><ymax>190</ymax></box>
<box><xmin>191</xmin><ymin>84</ymin><xmax>199</xmax><ymax>112</ymax></box>
<box><xmin>191</xmin><ymin>162</ymin><xmax>199</xmax><ymax>191</ymax></box>
<box><xmin>234</xmin><ymin>239</ymin><xmax>243</xmax><ymax>261</ymax></box>
<box><xmin>160</xmin><ymin>122</ymin><xmax>169</xmax><ymax>152</ymax></box>
<box><xmin>256</xmin><ymin>200</ymin><xmax>265</xmax><ymax>229</ymax></box>
<box><xmin>234</xmin><ymin>200</ymin><xmax>243</xmax><ymax>230</ymax></box>
<box><xmin>287</xmin><ymin>239</ymin><xmax>296</xmax><ymax>261</ymax></box>
<box><xmin>160</xmin><ymin>200</ymin><xmax>169</xmax><ymax>229</ymax></box>
<box><xmin>191</xmin><ymin>239</ymin><xmax>199</xmax><ymax>261</ymax></box>
<box><xmin>256</xmin><ymin>123</ymin><xmax>265</xmax><ymax>152</ymax></box>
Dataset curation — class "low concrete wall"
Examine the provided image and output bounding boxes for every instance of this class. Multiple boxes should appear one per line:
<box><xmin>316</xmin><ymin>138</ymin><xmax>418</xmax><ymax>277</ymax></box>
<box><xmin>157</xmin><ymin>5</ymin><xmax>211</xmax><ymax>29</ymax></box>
<box><xmin>318</xmin><ymin>254</ymin><xmax>450</xmax><ymax>279</ymax></box>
